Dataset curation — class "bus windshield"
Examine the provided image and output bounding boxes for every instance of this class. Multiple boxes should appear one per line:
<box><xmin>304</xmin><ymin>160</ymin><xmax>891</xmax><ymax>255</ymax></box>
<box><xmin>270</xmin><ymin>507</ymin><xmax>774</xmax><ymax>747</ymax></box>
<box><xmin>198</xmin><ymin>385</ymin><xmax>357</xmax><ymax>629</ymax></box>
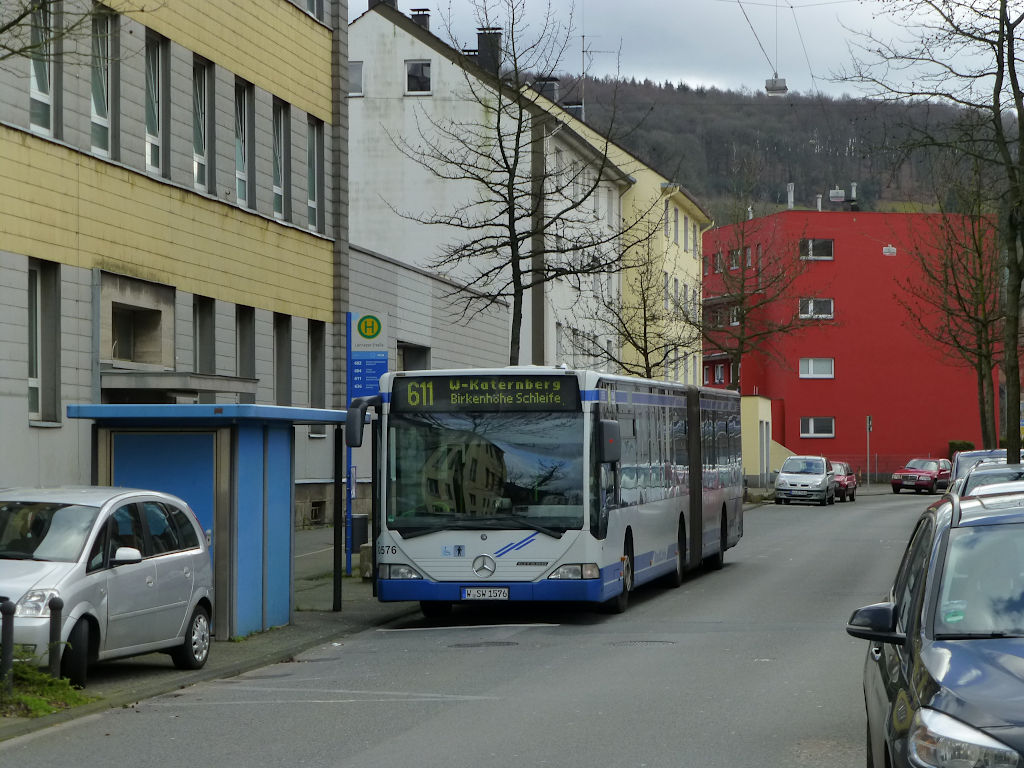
<box><xmin>386</xmin><ymin>411</ymin><xmax>585</xmax><ymax>538</ymax></box>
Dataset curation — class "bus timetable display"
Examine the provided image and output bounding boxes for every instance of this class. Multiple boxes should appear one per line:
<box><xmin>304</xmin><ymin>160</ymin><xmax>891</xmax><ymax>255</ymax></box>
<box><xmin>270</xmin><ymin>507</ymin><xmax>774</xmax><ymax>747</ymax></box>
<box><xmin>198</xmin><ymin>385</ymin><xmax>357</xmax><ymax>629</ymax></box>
<box><xmin>391</xmin><ymin>374</ymin><xmax>580</xmax><ymax>412</ymax></box>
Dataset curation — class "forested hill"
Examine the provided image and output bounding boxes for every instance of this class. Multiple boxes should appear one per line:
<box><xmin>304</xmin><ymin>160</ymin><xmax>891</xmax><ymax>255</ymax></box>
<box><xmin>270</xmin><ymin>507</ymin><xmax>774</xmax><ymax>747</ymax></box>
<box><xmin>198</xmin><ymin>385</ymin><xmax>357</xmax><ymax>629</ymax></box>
<box><xmin>569</xmin><ymin>76</ymin><xmax>959</xmax><ymax>225</ymax></box>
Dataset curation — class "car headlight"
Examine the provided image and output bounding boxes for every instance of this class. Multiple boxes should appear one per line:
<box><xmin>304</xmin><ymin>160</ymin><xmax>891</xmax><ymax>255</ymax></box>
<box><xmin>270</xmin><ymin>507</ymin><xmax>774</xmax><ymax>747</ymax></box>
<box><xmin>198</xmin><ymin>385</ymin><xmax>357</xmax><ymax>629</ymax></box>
<box><xmin>776</xmin><ymin>480</ymin><xmax>788</xmax><ymax>489</ymax></box>
<box><xmin>15</xmin><ymin>589</ymin><xmax>60</xmax><ymax>618</ymax></box>
<box><xmin>910</xmin><ymin>709</ymin><xmax>1022</xmax><ymax>768</ymax></box>
<box><xmin>814</xmin><ymin>477</ymin><xmax>827</xmax><ymax>489</ymax></box>
<box><xmin>892</xmin><ymin>473</ymin><xmax>900</xmax><ymax>481</ymax></box>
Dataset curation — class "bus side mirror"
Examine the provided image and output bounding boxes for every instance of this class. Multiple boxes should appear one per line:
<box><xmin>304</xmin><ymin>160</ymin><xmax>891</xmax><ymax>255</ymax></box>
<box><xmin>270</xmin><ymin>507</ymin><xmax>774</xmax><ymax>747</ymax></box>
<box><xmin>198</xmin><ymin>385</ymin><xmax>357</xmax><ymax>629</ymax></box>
<box><xmin>599</xmin><ymin>419</ymin><xmax>621</xmax><ymax>464</ymax></box>
<box><xmin>345</xmin><ymin>396</ymin><xmax>380</xmax><ymax>448</ymax></box>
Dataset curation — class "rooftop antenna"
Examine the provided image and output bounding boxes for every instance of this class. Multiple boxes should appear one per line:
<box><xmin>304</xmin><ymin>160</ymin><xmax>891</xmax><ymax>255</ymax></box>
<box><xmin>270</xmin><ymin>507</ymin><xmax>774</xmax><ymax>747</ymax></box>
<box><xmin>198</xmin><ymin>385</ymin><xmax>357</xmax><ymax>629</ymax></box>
<box><xmin>737</xmin><ymin>0</ymin><xmax>787</xmax><ymax>96</ymax></box>
<box><xmin>579</xmin><ymin>4</ymin><xmax>613</xmax><ymax>121</ymax></box>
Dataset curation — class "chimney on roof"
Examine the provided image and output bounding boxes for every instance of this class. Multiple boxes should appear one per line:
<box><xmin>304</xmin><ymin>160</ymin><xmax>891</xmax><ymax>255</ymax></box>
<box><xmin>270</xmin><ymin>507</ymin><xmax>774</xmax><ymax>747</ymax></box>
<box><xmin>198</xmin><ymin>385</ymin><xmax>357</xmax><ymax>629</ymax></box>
<box><xmin>563</xmin><ymin>102</ymin><xmax>584</xmax><ymax>120</ymax></box>
<box><xmin>477</xmin><ymin>27</ymin><xmax>502</xmax><ymax>74</ymax></box>
<box><xmin>534</xmin><ymin>76</ymin><xmax>559</xmax><ymax>103</ymax></box>
<box><xmin>369</xmin><ymin>0</ymin><xmax>397</xmax><ymax>8</ymax></box>
<box><xmin>410</xmin><ymin>8</ymin><xmax>429</xmax><ymax>29</ymax></box>
<box><xmin>816</xmin><ymin>194</ymin><xmax>822</xmax><ymax>212</ymax></box>
<box><xmin>787</xmin><ymin>182</ymin><xmax>794</xmax><ymax>210</ymax></box>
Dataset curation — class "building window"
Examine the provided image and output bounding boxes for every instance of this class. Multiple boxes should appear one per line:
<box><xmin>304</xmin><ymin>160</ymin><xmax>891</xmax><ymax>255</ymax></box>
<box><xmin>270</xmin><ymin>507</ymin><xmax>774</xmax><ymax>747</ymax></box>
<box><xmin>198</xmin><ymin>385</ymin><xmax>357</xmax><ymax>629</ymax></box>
<box><xmin>145</xmin><ymin>32</ymin><xmax>167</xmax><ymax>174</ymax></box>
<box><xmin>693</xmin><ymin>222</ymin><xmax>699</xmax><ymax>257</ymax></box>
<box><xmin>274</xmin><ymin>313</ymin><xmax>292</xmax><ymax>406</ymax></box>
<box><xmin>745</xmin><ymin>247</ymin><xmax>752</xmax><ymax>267</ymax></box>
<box><xmin>799</xmin><ymin>238</ymin><xmax>835</xmax><ymax>260</ymax></box>
<box><xmin>799</xmin><ymin>357</ymin><xmax>835</xmax><ymax>378</ymax></box>
<box><xmin>800</xmin><ymin>416</ymin><xmax>835</xmax><ymax>438</ymax></box>
<box><xmin>714</xmin><ymin>363</ymin><xmax>725</xmax><ymax>384</ymax></box>
<box><xmin>90</xmin><ymin>11</ymin><xmax>111</xmax><ymax>155</ymax></box>
<box><xmin>349</xmin><ymin>60</ymin><xmax>363</xmax><ymax>96</ymax></box>
<box><xmin>663</xmin><ymin>199</ymin><xmax>669</xmax><ymax>237</ymax></box>
<box><xmin>729</xmin><ymin>249</ymin><xmax>740</xmax><ymax>269</ymax></box>
<box><xmin>307</xmin><ymin>116</ymin><xmax>323</xmax><ymax>232</ymax></box>
<box><xmin>235</xmin><ymin>79</ymin><xmax>254</xmax><ymax>207</ymax></box>
<box><xmin>28</xmin><ymin>260</ymin><xmax>60</xmax><ymax>422</ymax></box>
<box><xmin>799</xmin><ymin>297</ymin><xmax>834</xmax><ymax>319</ymax></box>
<box><xmin>193</xmin><ymin>296</ymin><xmax>215</xmax><ymax>374</ymax></box>
<box><xmin>273</xmin><ymin>99</ymin><xmax>290</xmax><ymax>220</ymax></box>
<box><xmin>406</xmin><ymin>60</ymin><xmax>431</xmax><ymax>93</ymax></box>
<box><xmin>30</xmin><ymin>3</ymin><xmax>55</xmax><ymax>135</ymax></box>
<box><xmin>673</xmin><ymin>277</ymin><xmax>679</xmax><ymax>310</ymax></box>
<box><xmin>236</xmin><ymin>305</ymin><xmax>255</xmax><ymax>404</ymax></box>
<box><xmin>714</xmin><ymin>252</ymin><xmax>723</xmax><ymax>273</ymax></box>
<box><xmin>193</xmin><ymin>57</ymin><xmax>212</xmax><ymax>191</ymax></box>
<box><xmin>305</xmin><ymin>0</ymin><xmax>324</xmax><ymax>20</ymax></box>
<box><xmin>673</xmin><ymin>207</ymin><xmax>679</xmax><ymax>244</ymax></box>
<box><xmin>729</xmin><ymin>306</ymin><xmax>740</xmax><ymax>326</ymax></box>
<box><xmin>309</xmin><ymin>320</ymin><xmax>326</xmax><ymax>435</ymax></box>
<box><xmin>663</xmin><ymin>272</ymin><xmax>669</xmax><ymax>310</ymax></box>
<box><xmin>703</xmin><ymin>365</ymin><xmax>710</xmax><ymax>385</ymax></box>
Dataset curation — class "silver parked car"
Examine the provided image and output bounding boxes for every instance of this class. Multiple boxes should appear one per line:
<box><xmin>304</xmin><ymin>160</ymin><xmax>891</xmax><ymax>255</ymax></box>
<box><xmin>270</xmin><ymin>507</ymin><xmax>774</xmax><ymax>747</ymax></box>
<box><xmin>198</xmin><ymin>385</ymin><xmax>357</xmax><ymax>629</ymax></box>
<box><xmin>773</xmin><ymin>455</ymin><xmax>836</xmax><ymax>506</ymax></box>
<box><xmin>0</xmin><ymin>486</ymin><xmax>213</xmax><ymax>687</ymax></box>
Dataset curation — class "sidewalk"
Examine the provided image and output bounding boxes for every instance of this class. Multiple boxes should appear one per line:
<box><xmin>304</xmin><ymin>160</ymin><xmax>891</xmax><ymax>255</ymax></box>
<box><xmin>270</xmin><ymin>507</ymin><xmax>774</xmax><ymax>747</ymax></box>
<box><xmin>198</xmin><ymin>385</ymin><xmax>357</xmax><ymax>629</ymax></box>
<box><xmin>0</xmin><ymin>526</ymin><xmax>418</xmax><ymax>743</ymax></box>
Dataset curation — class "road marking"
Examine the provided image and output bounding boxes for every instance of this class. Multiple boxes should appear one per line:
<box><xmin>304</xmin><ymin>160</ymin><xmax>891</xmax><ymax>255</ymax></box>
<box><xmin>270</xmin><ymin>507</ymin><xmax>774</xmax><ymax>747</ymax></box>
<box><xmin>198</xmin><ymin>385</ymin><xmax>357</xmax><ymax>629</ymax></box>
<box><xmin>377</xmin><ymin>623</ymin><xmax>558</xmax><ymax>632</ymax></box>
<box><xmin>295</xmin><ymin>546</ymin><xmax>334</xmax><ymax>558</ymax></box>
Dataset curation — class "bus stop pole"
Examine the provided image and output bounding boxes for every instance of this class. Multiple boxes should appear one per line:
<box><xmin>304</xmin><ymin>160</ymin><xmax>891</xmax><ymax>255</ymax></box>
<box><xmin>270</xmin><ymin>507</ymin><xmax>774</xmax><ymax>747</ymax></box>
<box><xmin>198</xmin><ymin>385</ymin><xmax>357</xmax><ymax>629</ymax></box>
<box><xmin>346</xmin><ymin>445</ymin><xmax>354</xmax><ymax>577</ymax></box>
<box><xmin>332</xmin><ymin>425</ymin><xmax>344</xmax><ymax>611</ymax></box>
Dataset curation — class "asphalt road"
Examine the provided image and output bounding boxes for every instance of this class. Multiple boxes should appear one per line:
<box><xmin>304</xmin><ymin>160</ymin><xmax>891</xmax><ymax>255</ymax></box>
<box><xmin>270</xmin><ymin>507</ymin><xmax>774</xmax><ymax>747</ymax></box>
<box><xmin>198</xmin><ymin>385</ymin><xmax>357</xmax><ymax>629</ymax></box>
<box><xmin>0</xmin><ymin>490</ymin><xmax>924</xmax><ymax>768</ymax></box>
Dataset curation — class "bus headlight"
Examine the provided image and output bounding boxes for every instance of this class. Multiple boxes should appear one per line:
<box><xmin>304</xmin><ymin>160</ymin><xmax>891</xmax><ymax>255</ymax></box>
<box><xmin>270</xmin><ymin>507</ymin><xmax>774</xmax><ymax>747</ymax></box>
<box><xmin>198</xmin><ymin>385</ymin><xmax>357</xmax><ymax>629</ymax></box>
<box><xmin>549</xmin><ymin>564</ymin><xmax>600</xmax><ymax>580</ymax></box>
<box><xmin>379</xmin><ymin>564</ymin><xmax>423</xmax><ymax>580</ymax></box>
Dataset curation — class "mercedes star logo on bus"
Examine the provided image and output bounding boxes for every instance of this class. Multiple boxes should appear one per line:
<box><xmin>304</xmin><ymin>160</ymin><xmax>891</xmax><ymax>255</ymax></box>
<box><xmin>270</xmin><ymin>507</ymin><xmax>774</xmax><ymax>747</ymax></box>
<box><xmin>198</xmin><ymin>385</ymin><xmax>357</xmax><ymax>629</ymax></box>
<box><xmin>472</xmin><ymin>555</ymin><xmax>496</xmax><ymax>578</ymax></box>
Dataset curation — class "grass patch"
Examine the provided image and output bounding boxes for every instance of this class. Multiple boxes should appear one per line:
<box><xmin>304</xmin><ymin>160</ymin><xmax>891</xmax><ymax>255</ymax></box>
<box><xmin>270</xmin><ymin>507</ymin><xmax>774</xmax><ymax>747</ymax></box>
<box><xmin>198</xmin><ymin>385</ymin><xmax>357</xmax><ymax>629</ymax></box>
<box><xmin>0</xmin><ymin>663</ymin><xmax>95</xmax><ymax>718</ymax></box>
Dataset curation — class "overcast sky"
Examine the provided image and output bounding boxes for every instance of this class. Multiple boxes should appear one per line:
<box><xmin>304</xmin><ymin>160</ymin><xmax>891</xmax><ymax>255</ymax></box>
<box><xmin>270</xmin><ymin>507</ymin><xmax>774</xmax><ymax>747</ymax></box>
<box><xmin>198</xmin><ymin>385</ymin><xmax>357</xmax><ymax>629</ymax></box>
<box><xmin>349</xmin><ymin>0</ymin><xmax>897</xmax><ymax>98</ymax></box>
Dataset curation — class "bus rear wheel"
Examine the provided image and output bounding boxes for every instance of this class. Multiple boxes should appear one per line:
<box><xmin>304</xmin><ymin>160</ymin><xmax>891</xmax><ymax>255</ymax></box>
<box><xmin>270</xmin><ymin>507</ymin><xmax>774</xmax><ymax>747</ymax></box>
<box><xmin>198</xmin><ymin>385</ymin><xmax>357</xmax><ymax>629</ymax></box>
<box><xmin>663</xmin><ymin>519</ymin><xmax>685</xmax><ymax>588</ymax></box>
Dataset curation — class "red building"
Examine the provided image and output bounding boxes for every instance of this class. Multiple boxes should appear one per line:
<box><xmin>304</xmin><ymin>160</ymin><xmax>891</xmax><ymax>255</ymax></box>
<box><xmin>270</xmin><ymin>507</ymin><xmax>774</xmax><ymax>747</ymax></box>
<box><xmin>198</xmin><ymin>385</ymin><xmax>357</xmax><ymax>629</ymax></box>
<box><xmin>702</xmin><ymin>208</ymin><xmax>991</xmax><ymax>478</ymax></box>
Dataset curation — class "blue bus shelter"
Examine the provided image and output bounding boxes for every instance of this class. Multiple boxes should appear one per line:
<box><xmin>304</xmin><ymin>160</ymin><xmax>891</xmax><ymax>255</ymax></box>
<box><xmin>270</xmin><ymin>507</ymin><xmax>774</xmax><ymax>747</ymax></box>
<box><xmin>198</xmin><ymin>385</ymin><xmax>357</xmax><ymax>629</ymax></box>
<box><xmin>68</xmin><ymin>403</ymin><xmax>347</xmax><ymax>639</ymax></box>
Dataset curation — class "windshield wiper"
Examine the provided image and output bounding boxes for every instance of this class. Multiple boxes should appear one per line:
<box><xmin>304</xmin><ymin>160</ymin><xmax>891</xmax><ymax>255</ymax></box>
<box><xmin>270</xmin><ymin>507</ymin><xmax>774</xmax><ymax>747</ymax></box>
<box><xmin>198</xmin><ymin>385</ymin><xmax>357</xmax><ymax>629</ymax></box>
<box><xmin>396</xmin><ymin>517</ymin><xmax>565</xmax><ymax>540</ymax></box>
<box><xmin>0</xmin><ymin>550</ymin><xmax>41</xmax><ymax>560</ymax></box>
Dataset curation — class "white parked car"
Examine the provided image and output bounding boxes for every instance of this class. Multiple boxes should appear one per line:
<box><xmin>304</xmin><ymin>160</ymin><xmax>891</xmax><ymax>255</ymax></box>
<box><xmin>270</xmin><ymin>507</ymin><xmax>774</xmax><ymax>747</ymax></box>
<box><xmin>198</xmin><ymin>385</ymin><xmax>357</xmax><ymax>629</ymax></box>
<box><xmin>773</xmin><ymin>455</ymin><xmax>836</xmax><ymax>506</ymax></box>
<box><xmin>0</xmin><ymin>486</ymin><xmax>213</xmax><ymax>687</ymax></box>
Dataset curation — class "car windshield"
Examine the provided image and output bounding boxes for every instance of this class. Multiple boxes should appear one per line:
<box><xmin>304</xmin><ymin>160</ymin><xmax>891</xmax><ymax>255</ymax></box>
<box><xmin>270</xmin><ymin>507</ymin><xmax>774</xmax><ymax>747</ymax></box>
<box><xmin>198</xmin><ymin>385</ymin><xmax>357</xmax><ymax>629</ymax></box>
<box><xmin>0</xmin><ymin>501</ymin><xmax>100</xmax><ymax>562</ymax></box>
<box><xmin>907</xmin><ymin>459</ymin><xmax>939</xmax><ymax>472</ymax></box>
<box><xmin>782</xmin><ymin>457</ymin><xmax>824</xmax><ymax>474</ymax></box>
<box><xmin>934</xmin><ymin>524</ymin><xmax>1024</xmax><ymax>638</ymax></box>
<box><xmin>834</xmin><ymin>463</ymin><xmax>847</xmax><ymax>474</ymax></box>
<box><xmin>963</xmin><ymin>469</ymin><xmax>1024</xmax><ymax>496</ymax></box>
<box><xmin>386</xmin><ymin>411</ymin><xmax>585</xmax><ymax>537</ymax></box>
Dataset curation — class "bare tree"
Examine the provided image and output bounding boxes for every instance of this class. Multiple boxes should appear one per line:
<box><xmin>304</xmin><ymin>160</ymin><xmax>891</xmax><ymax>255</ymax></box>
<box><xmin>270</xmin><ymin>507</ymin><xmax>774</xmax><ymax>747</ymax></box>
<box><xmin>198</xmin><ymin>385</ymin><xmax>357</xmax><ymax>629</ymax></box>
<box><xmin>385</xmin><ymin>0</ymin><xmax>657</xmax><ymax>365</ymax></box>
<box><xmin>895</xmin><ymin>155</ymin><xmax>1004</xmax><ymax>447</ymax></box>
<box><xmin>0</xmin><ymin>0</ymin><xmax>145</xmax><ymax>66</ymax></box>
<box><xmin>566</xmin><ymin>224</ymin><xmax>701</xmax><ymax>378</ymax></box>
<box><xmin>841</xmin><ymin>0</ymin><xmax>1024</xmax><ymax>461</ymax></box>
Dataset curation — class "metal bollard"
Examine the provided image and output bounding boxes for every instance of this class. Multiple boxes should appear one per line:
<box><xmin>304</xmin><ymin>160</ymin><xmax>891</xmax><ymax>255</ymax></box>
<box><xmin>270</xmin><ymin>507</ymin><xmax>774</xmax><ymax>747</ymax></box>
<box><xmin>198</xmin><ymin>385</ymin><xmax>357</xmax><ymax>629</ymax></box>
<box><xmin>1</xmin><ymin>600</ymin><xmax>14</xmax><ymax>697</ymax></box>
<box><xmin>48</xmin><ymin>597</ymin><xmax>63</xmax><ymax>678</ymax></box>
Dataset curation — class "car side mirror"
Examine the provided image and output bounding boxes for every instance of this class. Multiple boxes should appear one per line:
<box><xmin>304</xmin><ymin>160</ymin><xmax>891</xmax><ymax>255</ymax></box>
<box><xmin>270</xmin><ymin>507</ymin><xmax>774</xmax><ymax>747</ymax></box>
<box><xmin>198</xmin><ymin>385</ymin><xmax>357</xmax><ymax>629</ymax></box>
<box><xmin>112</xmin><ymin>546</ymin><xmax>143</xmax><ymax>566</ymax></box>
<box><xmin>845</xmin><ymin>601</ymin><xmax>905</xmax><ymax>645</ymax></box>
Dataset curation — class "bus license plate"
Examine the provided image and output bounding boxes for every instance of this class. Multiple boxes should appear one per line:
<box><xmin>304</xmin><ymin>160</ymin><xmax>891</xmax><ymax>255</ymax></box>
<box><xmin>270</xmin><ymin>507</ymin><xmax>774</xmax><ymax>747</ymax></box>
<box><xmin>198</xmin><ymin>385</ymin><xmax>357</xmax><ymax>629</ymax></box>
<box><xmin>461</xmin><ymin>587</ymin><xmax>509</xmax><ymax>600</ymax></box>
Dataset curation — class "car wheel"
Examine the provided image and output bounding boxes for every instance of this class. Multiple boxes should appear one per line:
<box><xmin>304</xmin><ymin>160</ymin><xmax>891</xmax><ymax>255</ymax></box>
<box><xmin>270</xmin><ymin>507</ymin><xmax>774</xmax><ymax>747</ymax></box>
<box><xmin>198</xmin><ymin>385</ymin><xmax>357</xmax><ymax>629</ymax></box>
<box><xmin>892</xmin><ymin>487</ymin><xmax>900</xmax><ymax>494</ymax></box>
<box><xmin>783</xmin><ymin>499</ymin><xmax>790</xmax><ymax>505</ymax></box>
<box><xmin>850</xmin><ymin>488</ymin><xmax>856</xmax><ymax>502</ymax></box>
<box><xmin>838</xmin><ymin>489</ymin><xmax>846</xmax><ymax>502</ymax></box>
<box><xmin>774</xmin><ymin>498</ymin><xmax>782</xmax><ymax>505</ymax></box>
<box><xmin>604</xmin><ymin>536</ymin><xmax>634</xmax><ymax>614</ymax></box>
<box><xmin>928</xmin><ymin>481</ymin><xmax>937</xmax><ymax>494</ymax></box>
<box><xmin>171</xmin><ymin>605</ymin><xmax>211</xmax><ymax>670</ymax></box>
<box><xmin>420</xmin><ymin>601</ymin><xmax>453</xmax><ymax>621</ymax></box>
<box><xmin>60</xmin><ymin>619</ymin><xmax>89</xmax><ymax>688</ymax></box>
<box><xmin>866</xmin><ymin>718</ymin><xmax>875</xmax><ymax>768</ymax></box>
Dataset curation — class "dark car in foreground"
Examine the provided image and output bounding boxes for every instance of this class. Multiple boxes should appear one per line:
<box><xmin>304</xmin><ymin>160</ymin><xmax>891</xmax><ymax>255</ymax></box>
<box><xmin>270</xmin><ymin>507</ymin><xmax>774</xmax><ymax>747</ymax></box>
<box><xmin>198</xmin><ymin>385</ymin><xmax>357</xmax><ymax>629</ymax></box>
<box><xmin>846</xmin><ymin>489</ymin><xmax>1024</xmax><ymax>768</ymax></box>
<box><xmin>0</xmin><ymin>487</ymin><xmax>213</xmax><ymax>687</ymax></box>
<box><xmin>832</xmin><ymin>461</ymin><xmax>857</xmax><ymax>502</ymax></box>
<box><xmin>891</xmin><ymin>457</ymin><xmax>951</xmax><ymax>494</ymax></box>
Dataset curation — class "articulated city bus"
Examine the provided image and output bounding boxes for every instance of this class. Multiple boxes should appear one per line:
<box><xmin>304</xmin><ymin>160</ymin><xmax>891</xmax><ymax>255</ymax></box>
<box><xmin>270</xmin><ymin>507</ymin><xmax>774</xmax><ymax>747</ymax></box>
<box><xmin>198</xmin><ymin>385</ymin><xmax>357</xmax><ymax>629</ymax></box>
<box><xmin>346</xmin><ymin>367</ymin><xmax>742</xmax><ymax>618</ymax></box>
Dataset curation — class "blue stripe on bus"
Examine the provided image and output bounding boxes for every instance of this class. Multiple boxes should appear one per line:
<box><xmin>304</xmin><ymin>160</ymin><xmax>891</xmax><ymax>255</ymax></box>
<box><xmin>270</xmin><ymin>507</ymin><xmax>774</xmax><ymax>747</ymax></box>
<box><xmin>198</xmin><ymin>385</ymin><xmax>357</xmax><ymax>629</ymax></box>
<box><xmin>376</xmin><ymin>549</ymin><xmax>681</xmax><ymax>604</ymax></box>
<box><xmin>494</xmin><ymin>531</ymin><xmax>539</xmax><ymax>557</ymax></box>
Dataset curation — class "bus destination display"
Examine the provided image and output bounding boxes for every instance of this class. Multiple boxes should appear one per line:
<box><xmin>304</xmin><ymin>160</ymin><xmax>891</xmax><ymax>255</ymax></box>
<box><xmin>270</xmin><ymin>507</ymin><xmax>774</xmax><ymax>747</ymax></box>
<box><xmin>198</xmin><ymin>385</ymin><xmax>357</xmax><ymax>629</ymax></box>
<box><xmin>392</xmin><ymin>374</ymin><xmax>580</xmax><ymax>412</ymax></box>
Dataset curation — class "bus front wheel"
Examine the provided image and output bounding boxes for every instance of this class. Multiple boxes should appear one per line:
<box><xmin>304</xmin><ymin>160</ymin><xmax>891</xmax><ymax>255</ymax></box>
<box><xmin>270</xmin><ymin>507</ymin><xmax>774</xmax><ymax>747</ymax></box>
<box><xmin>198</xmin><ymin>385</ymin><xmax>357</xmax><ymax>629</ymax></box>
<box><xmin>663</xmin><ymin>519</ymin><xmax>685</xmax><ymax>588</ymax></box>
<box><xmin>420</xmin><ymin>601</ymin><xmax>452</xmax><ymax>621</ymax></box>
<box><xmin>604</xmin><ymin>537</ymin><xmax>634</xmax><ymax>614</ymax></box>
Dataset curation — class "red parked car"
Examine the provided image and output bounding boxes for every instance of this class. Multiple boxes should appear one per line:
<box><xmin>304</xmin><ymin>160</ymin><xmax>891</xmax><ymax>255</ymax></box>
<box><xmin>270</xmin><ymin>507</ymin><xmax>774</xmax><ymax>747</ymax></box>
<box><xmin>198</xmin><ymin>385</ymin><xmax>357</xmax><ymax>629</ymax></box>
<box><xmin>832</xmin><ymin>461</ymin><xmax>857</xmax><ymax>502</ymax></box>
<box><xmin>891</xmin><ymin>457</ymin><xmax>952</xmax><ymax>494</ymax></box>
